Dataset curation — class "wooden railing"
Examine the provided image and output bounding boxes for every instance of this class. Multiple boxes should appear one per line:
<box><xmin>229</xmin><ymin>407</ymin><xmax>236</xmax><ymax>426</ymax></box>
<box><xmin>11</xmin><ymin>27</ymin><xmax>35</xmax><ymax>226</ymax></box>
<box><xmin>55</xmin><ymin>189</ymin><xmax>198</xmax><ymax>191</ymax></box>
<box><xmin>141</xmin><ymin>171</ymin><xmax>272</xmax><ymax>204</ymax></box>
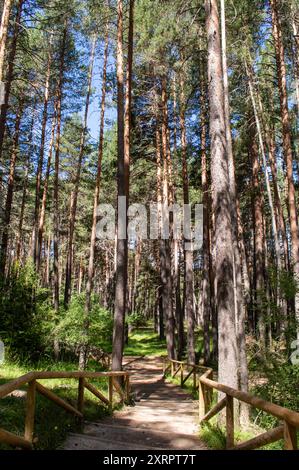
<box><xmin>0</xmin><ymin>370</ymin><xmax>130</xmax><ymax>450</ymax></box>
<box><xmin>163</xmin><ymin>358</ymin><xmax>299</xmax><ymax>450</ymax></box>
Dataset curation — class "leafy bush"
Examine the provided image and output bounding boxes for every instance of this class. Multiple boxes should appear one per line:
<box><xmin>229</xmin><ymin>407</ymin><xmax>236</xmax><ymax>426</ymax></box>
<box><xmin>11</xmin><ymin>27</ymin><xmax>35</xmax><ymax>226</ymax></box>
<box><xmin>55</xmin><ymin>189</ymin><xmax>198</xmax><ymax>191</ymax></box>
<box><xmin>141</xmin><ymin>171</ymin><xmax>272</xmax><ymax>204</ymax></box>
<box><xmin>252</xmin><ymin>360</ymin><xmax>299</xmax><ymax>429</ymax></box>
<box><xmin>127</xmin><ymin>311</ymin><xmax>147</xmax><ymax>328</ymax></box>
<box><xmin>0</xmin><ymin>261</ymin><xmax>51</xmax><ymax>362</ymax></box>
<box><xmin>54</xmin><ymin>294</ymin><xmax>113</xmax><ymax>352</ymax></box>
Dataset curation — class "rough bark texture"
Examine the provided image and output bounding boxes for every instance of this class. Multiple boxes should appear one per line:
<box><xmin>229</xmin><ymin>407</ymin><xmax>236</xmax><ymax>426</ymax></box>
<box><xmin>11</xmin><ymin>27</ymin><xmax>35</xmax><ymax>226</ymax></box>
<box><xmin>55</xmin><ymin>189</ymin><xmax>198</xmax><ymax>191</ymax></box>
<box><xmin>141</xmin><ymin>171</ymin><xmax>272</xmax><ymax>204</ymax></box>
<box><xmin>112</xmin><ymin>0</ymin><xmax>132</xmax><ymax>371</ymax></box>
<box><xmin>53</xmin><ymin>20</ymin><xmax>67</xmax><ymax>326</ymax></box>
<box><xmin>0</xmin><ymin>97</ymin><xmax>23</xmax><ymax>274</ymax></box>
<box><xmin>179</xmin><ymin>74</ymin><xmax>195</xmax><ymax>363</ymax></box>
<box><xmin>0</xmin><ymin>0</ymin><xmax>12</xmax><ymax>83</ymax></box>
<box><xmin>205</xmin><ymin>0</ymin><xmax>238</xmax><ymax>392</ymax></box>
<box><xmin>0</xmin><ymin>0</ymin><xmax>24</xmax><ymax>164</ymax></box>
<box><xmin>220</xmin><ymin>0</ymin><xmax>249</xmax><ymax>423</ymax></box>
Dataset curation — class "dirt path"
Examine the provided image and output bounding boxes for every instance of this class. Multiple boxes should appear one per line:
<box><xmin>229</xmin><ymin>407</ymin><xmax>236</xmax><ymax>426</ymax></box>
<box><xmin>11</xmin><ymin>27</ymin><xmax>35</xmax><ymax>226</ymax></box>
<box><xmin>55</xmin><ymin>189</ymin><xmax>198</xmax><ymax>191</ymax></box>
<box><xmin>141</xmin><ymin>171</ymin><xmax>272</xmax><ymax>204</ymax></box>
<box><xmin>63</xmin><ymin>356</ymin><xmax>207</xmax><ymax>450</ymax></box>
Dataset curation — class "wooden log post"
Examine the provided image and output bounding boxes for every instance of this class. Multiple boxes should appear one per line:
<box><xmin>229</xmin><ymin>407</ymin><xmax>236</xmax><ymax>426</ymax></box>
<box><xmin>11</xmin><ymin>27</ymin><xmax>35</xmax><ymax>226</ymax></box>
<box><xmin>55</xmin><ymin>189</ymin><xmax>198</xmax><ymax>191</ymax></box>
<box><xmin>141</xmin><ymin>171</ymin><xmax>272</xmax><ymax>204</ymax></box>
<box><xmin>25</xmin><ymin>380</ymin><xmax>36</xmax><ymax>443</ymax></box>
<box><xmin>125</xmin><ymin>374</ymin><xmax>130</xmax><ymax>402</ymax></box>
<box><xmin>180</xmin><ymin>363</ymin><xmax>184</xmax><ymax>386</ymax></box>
<box><xmin>108</xmin><ymin>376</ymin><xmax>113</xmax><ymax>412</ymax></box>
<box><xmin>193</xmin><ymin>368</ymin><xmax>197</xmax><ymax>390</ymax></box>
<box><xmin>226</xmin><ymin>395</ymin><xmax>234</xmax><ymax>449</ymax></box>
<box><xmin>199</xmin><ymin>380</ymin><xmax>208</xmax><ymax>420</ymax></box>
<box><xmin>284</xmin><ymin>421</ymin><xmax>298</xmax><ymax>450</ymax></box>
<box><xmin>77</xmin><ymin>377</ymin><xmax>85</xmax><ymax>417</ymax></box>
<box><xmin>171</xmin><ymin>361</ymin><xmax>174</xmax><ymax>377</ymax></box>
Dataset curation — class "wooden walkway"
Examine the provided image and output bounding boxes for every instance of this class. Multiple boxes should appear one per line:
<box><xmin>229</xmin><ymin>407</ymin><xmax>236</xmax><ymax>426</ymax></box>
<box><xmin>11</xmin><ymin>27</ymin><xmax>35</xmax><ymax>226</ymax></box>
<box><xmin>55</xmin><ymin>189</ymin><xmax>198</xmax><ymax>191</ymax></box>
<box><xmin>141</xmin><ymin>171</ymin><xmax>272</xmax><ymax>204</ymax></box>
<box><xmin>63</xmin><ymin>356</ymin><xmax>207</xmax><ymax>450</ymax></box>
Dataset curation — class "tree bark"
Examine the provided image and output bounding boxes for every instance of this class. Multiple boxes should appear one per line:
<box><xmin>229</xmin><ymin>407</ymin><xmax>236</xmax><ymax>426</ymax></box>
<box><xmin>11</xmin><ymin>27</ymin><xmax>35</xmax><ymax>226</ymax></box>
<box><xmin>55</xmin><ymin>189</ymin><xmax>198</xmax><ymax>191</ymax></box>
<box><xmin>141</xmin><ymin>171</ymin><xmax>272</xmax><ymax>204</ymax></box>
<box><xmin>53</xmin><ymin>19</ymin><xmax>68</xmax><ymax>353</ymax></box>
<box><xmin>0</xmin><ymin>0</ymin><xmax>13</xmax><ymax>83</ymax></box>
<box><xmin>220</xmin><ymin>0</ymin><xmax>249</xmax><ymax>423</ymax></box>
<box><xmin>179</xmin><ymin>73</ymin><xmax>195</xmax><ymax>363</ymax></box>
<box><xmin>0</xmin><ymin>0</ymin><xmax>24</xmax><ymax>165</ymax></box>
<box><xmin>205</xmin><ymin>0</ymin><xmax>238</xmax><ymax>393</ymax></box>
<box><xmin>32</xmin><ymin>47</ymin><xmax>52</xmax><ymax>265</ymax></box>
<box><xmin>0</xmin><ymin>96</ymin><xmax>23</xmax><ymax>275</ymax></box>
<box><xmin>112</xmin><ymin>0</ymin><xmax>133</xmax><ymax>371</ymax></box>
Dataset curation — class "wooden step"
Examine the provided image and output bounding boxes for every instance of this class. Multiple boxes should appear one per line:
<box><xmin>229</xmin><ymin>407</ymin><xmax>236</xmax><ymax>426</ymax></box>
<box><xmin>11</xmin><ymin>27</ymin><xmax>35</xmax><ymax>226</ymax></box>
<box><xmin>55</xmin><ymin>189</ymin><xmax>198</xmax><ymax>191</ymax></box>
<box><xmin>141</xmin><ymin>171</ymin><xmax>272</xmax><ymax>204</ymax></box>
<box><xmin>83</xmin><ymin>422</ymin><xmax>205</xmax><ymax>450</ymax></box>
<box><xmin>63</xmin><ymin>433</ymin><xmax>160</xmax><ymax>450</ymax></box>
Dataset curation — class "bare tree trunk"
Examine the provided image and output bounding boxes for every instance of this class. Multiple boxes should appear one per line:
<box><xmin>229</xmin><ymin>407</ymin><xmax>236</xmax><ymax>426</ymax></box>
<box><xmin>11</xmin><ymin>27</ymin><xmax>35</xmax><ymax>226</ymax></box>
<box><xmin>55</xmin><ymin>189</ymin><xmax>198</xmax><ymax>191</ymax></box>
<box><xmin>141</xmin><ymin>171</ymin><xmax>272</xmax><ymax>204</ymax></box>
<box><xmin>205</xmin><ymin>0</ymin><xmax>238</xmax><ymax>396</ymax></box>
<box><xmin>0</xmin><ymin>0</ymin><xmax>12</xmax><ymax>83</ymax></box>
<box><xmin>79</xmin><ymin>29</ymin><xmax>108</xmax><ymax>369</ymax></box>
<box><xmin>16</xmin><ymin>104</ymin><xmax>36</xmax><ymax>261</ymax></box>
<box><xmin>32</xmin><ymin>48</ymin><xmax>52</xmax><ymax>264</ymax></box>
<box><xmin>250</xmin><ymin>117</ymin><xmax>266</xmax><ymax>346</ymax></box>
<box><xmin>179</xmin><ymin>73</ymin><xmax>195</xmax><ymax>363</ymax></box>
<box><xmin>270</xmin><ymin>0</ymin><xmax>299</xmax><ymax>340</ymax></box>
<box><xmin>0</xmin><ymin>0</ymin><xmax>24</xmax><ymax>165</ymax></box>
<box><xmin>36</xmin><ymin>112</ymin><xmax>57</xmax><ymax>271</ymax></box>
<box><xmin>112</xmin><ymin>0</ymin><xmax>133</xmax><ymax>371</ymax></box>
<box><xmin>0</xmin><ymin>96</ymin><xmax>23</xmax><ymax>275</ymax></box>
<box><xmin>65</xmin><ymin>35</ymin><xmax>96</xmax><ymax>308</ymax></box>
<box><xmin>53</xmin><ymin>19</ymin><xmax>68</xmax><ymax>359</ymax></box>
<box><xmin>220</xmin><ymin>0</ymin><xmax>249</xmax><ymax>423</ymax></box>
<box><xmin>160</xmin><ymin>76</ymin><xmax>175</xmax><ymax>359</ymax></box>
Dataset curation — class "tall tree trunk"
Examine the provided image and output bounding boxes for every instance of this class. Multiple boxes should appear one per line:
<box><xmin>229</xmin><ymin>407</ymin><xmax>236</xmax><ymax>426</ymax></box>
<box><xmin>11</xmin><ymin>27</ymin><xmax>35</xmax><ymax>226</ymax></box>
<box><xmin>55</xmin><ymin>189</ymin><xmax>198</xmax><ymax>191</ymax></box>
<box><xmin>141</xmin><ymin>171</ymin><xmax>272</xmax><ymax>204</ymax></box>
<box><xmin>250</xmin><ymin>117</ymin><xmax>266</xmax><ymax>346</ymax></box>
<box><xmin>53</xmin><ymin>19</ymin><xmax>68</xmax><ymax>358</ymax></box>
<box><xmin>270</xmin><ymin>0</ymin><xmax>299</xmax><ymax>340</ymax></box>
<box><xmin>179</xmin><ymin>73</ymin><xmax>195</xmax><ymax>363</ymax></box>
<box><xmin>0</xmin><ymin>0</ymin><xmax>13</xmax><ymax>83</ymax></box>
<box><xmin>0</xmin><ymin>96</ymin><xmax>23</xmax><ymax>275</ymax></box>
<box><xmin>205</xmin><ymin>0</ymin><xmax>238</xmax><ymax>395</ymax></box>
<box><xmin>160</xmin><ymin>76</ymin><xmax>175</xmax><ymax>359</ymax></box>
<box><xmin>36</xmin><ymin>112</ymin><xmax>57</xmax><ymax>271</ymax></box>
<box><xmin>79</xmin><ymin>28</ymin><xmax>109</xmax><ymax>370</ymax></box>
<box><xmin>245</xmin><ymin>59</ymin><xmax>281</xmax><ymax>272</ymax></box>
<box><xmin>16</xmin><ymin>104</ymin><xmax>36</xmax><ymax>261</ymax></box>
<box><xmin>32</xmin><ymin>48</ymin><xmax>52</xmax><ymax>265</ymax></box>
<box><xmin>200</xmin><ymin>58</ymin><xmax>212</xmax><ymax>365</ymax></box>
<box><xmin>112</xmin><ymin>0</ymin><xmax>133</xmax><ymax>371</ymax></box>
<box><xmin>220</xmin><ymin>0</ymin><xmax>249</xmax><ymax>423</ymax></box>
<box><xmin>64</xmin><ymin>35</ymin><xmax>96</xmax><ymax>308</ymax></box>
<box><xmin>0</xmin><ymin>0</ymin><xmax>24</xmax><ymax>165</ymax></box>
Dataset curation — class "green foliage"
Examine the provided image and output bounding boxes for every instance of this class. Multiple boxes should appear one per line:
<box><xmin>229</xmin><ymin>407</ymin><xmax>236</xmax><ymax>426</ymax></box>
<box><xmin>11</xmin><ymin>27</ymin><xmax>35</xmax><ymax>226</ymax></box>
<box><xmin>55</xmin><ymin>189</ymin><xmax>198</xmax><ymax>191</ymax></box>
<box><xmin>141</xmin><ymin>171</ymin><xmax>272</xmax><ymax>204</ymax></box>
<box><xmin>127</xmin><ymin>311</ymin><xmax>148</xmax><ymax>328</ymax></box>
<box><xmin>253</xmin><ymin>362</ymin><xmax>299</xmax><ymax>429</ymax></box>
<box><xmin>0</xmin><ymin>261</ymin><xmax>51</xmax><ymax>362</ymax></box>
<box><xmin>54</xmin><ymin>294</ymin><xmax>113</xmax><ymax>352</ymax></box>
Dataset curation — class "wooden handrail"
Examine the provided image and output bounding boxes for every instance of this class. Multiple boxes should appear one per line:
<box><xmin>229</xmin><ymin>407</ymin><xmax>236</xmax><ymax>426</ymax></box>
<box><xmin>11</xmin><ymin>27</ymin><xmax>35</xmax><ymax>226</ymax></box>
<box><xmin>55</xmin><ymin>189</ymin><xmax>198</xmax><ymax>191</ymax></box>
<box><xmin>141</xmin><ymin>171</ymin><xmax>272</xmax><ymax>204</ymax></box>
<box><xmin>200</xmin><ymin>375</ymin><xmax>299</xmax><ymax>428</ymax></box>
<box><xmin>0</xmin><ymin>369</ymin><xmax>130</xmax><ymax>450</ymax></box>
<box><xmin>164</xmin><ymin>357</ymin><xmax>298</xmax><ymax>450</ymax></box>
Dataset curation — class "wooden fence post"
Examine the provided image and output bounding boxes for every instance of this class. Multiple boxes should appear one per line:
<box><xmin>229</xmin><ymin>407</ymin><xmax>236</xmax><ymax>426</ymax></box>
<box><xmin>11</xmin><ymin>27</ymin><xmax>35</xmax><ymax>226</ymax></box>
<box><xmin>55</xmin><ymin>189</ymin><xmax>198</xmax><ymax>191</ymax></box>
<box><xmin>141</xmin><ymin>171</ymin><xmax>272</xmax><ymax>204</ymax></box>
<box><xmin>125</xmin><ymin>375</ymin><xmax>130</xmax><ymax>402</ymax></box>
<box><xmin>199</xmin><ymin>380</ymin><xmax>207</xmax><ymax>420</ymax></box>
<box><xmin>193</xmin><ymin>368</ymin><xmax>197</xmax><ymax>390</ymax></box>
<box><xmin>108</xmin><ymin>376</ymin><xmax>113</xmax><ymax>412</ymax></box>
<box><xmin>77</xmin><ymin>378</ymin><xmax>85</xmax><ymax>416</ymax></box>
<box><xmin>226</xmin><ymin>395</ymin><xmax>234</xmax><ymax>449</ymax></box>
<box><xmin>25</xmin><ymin>380</ymin><xmax>36</xmax><ymax>443</ymax></box>
<box><xmin>171</xmin><ymin>361</ymin><xmax>174</xmax><ymax>377</ymax></box>
<box><xmin>180</xmin><ymin>364</ymin><xmax>184</xmax><ymax>386</ymax></box>
<box><xmin>284</xmin><ymin>421</ymin><xmax>298</xmax><ymax>450</ymax></box>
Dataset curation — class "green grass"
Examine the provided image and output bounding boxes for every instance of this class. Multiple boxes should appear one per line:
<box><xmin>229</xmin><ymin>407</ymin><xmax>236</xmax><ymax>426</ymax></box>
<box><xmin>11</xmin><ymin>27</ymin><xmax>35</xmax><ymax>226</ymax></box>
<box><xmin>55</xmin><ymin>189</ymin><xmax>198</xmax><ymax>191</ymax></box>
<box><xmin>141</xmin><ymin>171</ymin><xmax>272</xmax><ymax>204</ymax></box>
<box><xmin>124</xmin><ymin>328</ymin><xmax>167</xmax><ymax>357</ymax></box>
<box><xmin>0</xmin><ymin>360</ymin><xmax>113</xmax><ymax>450</ymax></box>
